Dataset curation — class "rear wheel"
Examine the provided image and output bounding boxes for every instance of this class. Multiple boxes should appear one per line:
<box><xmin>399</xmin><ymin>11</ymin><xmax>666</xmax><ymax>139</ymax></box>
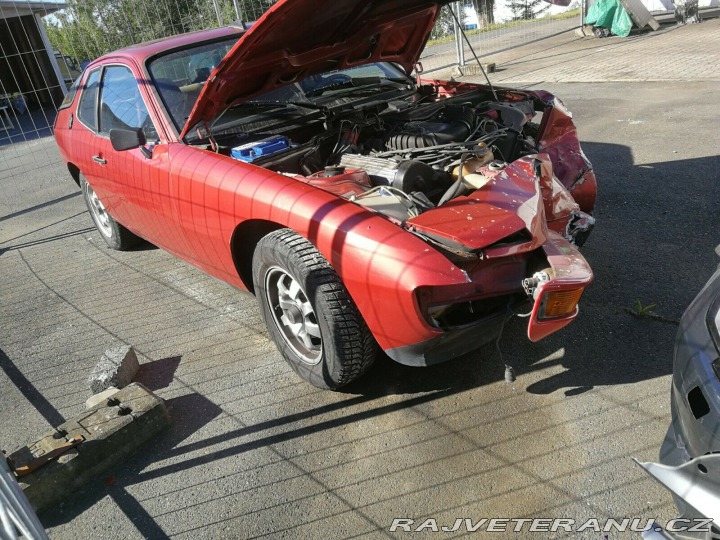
<box><xmin>80</xmin><ymin>174</ymin><xmax>141</xmax><ymax>250</ymax></box>
<box><xmin>253</xmin><ymin>229</ymin><xmax>377</xmax><ymax>389</ymax></box>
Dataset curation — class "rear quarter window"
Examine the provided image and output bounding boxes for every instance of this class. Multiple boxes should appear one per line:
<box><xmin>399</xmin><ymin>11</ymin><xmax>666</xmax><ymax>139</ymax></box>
<box><xmin>58</xmin><ymin>76</ymin><xmax>82</xmax><ymax>111</ymax></box>
<box><xmin>77</xmin><ymin>69</ymin><xmax>101</xmax><ymax>131</ymax></box>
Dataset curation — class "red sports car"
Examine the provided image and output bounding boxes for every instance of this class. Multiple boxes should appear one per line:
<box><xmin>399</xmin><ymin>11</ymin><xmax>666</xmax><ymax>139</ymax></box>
<box><xmin>54</xmin><ymin>0</ymin><xmax>597</xmax><ymax>389</ymax></box>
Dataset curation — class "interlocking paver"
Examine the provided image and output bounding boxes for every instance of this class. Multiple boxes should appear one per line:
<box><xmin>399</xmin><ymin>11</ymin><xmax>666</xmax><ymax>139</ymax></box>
<box><xmin>469</xmin><ymin>18</ymin><xmax>720</xmax><ymax>83</ymax></box>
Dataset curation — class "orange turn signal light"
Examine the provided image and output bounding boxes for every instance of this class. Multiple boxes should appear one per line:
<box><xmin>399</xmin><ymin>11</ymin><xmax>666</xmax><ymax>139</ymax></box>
<box><xmin>542</xmin><ymin>288</ymin><xmax>584</xmax><ymax>318</ymax></box>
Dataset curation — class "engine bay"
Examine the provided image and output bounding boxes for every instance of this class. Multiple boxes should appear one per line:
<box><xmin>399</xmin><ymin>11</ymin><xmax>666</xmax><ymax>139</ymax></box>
<box><xmin>209</xmin><ymin>84</ymin><xmax>548</xmax><ymax>228</ymax></box>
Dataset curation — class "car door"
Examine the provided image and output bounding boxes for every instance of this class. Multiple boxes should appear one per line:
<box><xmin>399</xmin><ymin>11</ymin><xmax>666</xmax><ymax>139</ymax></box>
<box><xmin>72</xmin><ymin>67</ymin><xmax>106</xmax><ymax>194</ymax></box>
<box><xmin>89</xmin><ymin>64</ymin><xmax>181</xmax><ymax>252</ymax></box>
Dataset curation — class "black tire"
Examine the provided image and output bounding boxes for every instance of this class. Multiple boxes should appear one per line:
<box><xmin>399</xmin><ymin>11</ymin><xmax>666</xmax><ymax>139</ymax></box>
<box><xmin>80</xmin><ymin>174</ymin><xmax>141</xmax><ymax>250</ymax></box>
<box><xmin>252</xmin><ymin>229</ymin><xmax>377</xmax><ymax>389</ymax></box>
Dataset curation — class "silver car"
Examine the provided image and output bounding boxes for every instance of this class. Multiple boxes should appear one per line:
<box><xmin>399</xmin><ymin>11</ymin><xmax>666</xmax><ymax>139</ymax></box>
<box><xmin>662</xmin><ymin>264</ymin><xmax>720</xmax><ymax>466</ymax></box>
<box><xmin>637</xmin><ymin>262</ymin><xmax>720</xmax><ymax>539</ymax></box>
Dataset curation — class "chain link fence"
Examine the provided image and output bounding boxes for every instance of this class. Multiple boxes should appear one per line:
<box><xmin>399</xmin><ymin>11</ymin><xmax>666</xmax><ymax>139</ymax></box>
<box><xmin>419</xmin><ymin>1</ymin><xmax>581</xmax><ymax>73</ymax></box>
<box><xmin>0</xmin><ymin>0</ymin><xmax>579</xmax><ymax>218</ymax></box>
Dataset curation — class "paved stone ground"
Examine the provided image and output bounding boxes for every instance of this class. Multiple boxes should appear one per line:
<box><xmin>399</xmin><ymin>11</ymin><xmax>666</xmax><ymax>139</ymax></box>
<box><xmin>1</xmin><ymin>21</ymin><xmax>720</xmax><ymax>539</ymax></box>
<box><xmin>458</xmin><ymin>18</ymin><xmax>720</xmax><ymax>83</ymax></box>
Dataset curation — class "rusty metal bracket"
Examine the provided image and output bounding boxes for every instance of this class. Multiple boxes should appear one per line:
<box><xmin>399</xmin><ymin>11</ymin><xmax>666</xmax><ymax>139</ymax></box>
<box><xmin>7</xmin><ymin>436</ymin><xmax>84</xmax><ymax>478</ymax></box>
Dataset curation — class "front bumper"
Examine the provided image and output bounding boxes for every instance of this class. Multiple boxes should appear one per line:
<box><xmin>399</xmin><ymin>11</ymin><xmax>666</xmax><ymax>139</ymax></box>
<box><xmin>386</xmin><ymin>307</ymin><xmax>509</xmax><ymax>366</ymax></box>
<box><xmin>387</xmin><ymin>231</ymin><xmax>593</xmax><ymax>367</ymax></box>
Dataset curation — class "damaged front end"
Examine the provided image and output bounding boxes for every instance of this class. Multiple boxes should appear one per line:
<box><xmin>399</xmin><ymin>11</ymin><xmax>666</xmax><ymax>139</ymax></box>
<box><xmin>182</xmin><ymin>62</ymin><xmax>596</xmax><ymax>363</ymax></box>
<box><xmin>233</xmin><ymin>78</ymin><xmax>597</xmax><ymax>249</ymax></box>
<box><xmin>400</xmin><ymin>226</ymin><xmax>593</xmax><ymax>366</ymax></box>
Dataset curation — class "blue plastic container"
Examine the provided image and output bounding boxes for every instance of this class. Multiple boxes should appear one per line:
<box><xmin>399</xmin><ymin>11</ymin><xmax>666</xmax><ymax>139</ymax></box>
<box><xmin>231</xmin><ymin>135</ymin><xmax>291</xmax><ymax>163</ymax></box>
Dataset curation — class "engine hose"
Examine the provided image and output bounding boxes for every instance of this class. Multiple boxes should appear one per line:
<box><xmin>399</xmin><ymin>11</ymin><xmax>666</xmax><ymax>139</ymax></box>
<box><xmin>386</xmin><ymin>111</ymin><xmax>474</xmax><ymax>150</ymax></box>
<box><xmin>438</xmin><ymin>154</ymin><xmax>469</xmax><ymax>206</ymax></box>
<box><xmin>387</xmin><ymin>132</ymin><xmax>452</xmax><ymax>150</ymax></box>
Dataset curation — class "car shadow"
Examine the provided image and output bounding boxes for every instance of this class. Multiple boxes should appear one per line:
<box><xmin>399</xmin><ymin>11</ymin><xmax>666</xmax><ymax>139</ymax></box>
<box><xmin>38</xmin><ymin>387</ymin><xmax>478</xmax><ymax>532</ymax></box>
<box><xmin>342</xmin><ymin>346</ymin><xmax>507</xmax><ymax>396</ymax></box>
<box><xmin>515</xmin><ymin>145</ymin><xmax>720</xmax><ymax>395</ymax></box>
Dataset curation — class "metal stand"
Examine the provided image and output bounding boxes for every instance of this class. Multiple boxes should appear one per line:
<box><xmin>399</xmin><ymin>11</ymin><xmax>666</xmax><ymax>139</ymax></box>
<box><xmin>0</xmin><ymin>457</ymin><xmax>49</xmax><ymax>540</ymax></box>
<box><xmin>453</xmin><ymin>1</ymin><xmax>466</xmax><ymax>68</ymax></box>
<box><xmin>0</xmin><ymin>106</ymin><xmax>14</xmax><ymax>131</ymax></box>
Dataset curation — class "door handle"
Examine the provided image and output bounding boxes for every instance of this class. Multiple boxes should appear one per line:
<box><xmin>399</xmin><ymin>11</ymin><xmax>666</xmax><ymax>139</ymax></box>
<box><xmin>92</xmin><ymin>155</ymin><xmax>107</xmax><ymax>165</ymax></box>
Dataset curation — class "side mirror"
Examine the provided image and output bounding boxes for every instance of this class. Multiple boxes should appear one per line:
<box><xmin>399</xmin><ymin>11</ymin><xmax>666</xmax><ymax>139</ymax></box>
<box><xmin>109</xmin><ymin>127</ymin><xmax>146</xmax><ymax>151</ymax></box>
<box><xmin>109</xmin><ymin>128</ymin><xmax>152</xmax><ymax>158</ymax></box>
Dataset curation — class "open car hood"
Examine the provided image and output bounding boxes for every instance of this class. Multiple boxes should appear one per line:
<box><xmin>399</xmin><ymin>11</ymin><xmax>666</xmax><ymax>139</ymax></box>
<box><xmin>180</xmin><ymin>0</ymin><xmax>446</xmax><ymax>138</ymax></box>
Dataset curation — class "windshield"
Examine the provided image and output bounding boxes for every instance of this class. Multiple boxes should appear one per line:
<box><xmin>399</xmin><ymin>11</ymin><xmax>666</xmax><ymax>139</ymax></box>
<box><xmin>203</xmin><ymin>63</ymin><xmax>410</xmax><ymax>141</ymax></box>
<box><xmin>148</xmin><ymin>38</ymin><xmax>410</xmax><ymax>139</ymax></box>
<box><xmin>148</xmin><ymin>37</ymin><xmax>238</xmax><ymax>132</ymax></box>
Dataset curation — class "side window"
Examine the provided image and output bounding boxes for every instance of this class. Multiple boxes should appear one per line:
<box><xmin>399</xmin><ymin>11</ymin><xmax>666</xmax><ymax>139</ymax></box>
<box><xmin>58</xmin><ymin>75</ymin><xmax>82</xmax><ymax>111</ymax></box>
<box><xmin>99</xmin><ymin>66</ymin><xmax>159</xmax><ymax>141</ymax></box>
<box><xmin>77</xmin><ymin>69</ymin><xmax>100</xmax><ymax>131</ymax></box>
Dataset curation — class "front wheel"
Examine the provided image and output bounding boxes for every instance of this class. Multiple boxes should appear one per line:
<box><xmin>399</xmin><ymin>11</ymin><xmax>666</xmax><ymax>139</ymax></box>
<box><xmin>252</xmin><ymin>229</ymin><xmax>377</xmax><ymax>389</ymax></box>
<box><xmin>80</xmin><ymin>174</ymin><xmax>141</xmax><ymax>250</ymax></box>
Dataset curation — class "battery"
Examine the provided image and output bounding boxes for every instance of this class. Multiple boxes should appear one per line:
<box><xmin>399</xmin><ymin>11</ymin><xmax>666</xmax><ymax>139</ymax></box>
<box><xmin>231</xmin><ymin>135</ymin><xmax>291</xmax><ymax>163</ymax></box>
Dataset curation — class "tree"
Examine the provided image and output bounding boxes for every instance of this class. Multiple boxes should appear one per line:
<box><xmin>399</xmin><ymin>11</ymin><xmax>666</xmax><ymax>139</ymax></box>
<box><xmin>508</xmin><ymin>0</ymin><xmax>550</xmax><ymax>20</ymax></box>
<box><xmin>44</xmin><ymin>0</ymin><xmax>277</xmax><ymax>65</ymax></box>
<box><xmin>472</xmin><ymin>0</ymin><xmax>495</xmax><ymax>27</ymax></box>
<box><xmin>429</xmin><ymin>1</ymin><xmax>496</xmax><ymax>42</ymax></box>
<box><xmin>430</xmin><ymin>5</ymin><xmax>456</xmax><ymax>40</ymax></box>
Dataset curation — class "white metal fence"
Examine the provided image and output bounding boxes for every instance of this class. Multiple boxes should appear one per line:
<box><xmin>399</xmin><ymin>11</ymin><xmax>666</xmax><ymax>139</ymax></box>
<box><xmin>0</xmin><ymin>0</ymin><xmax>580</xmax><ymax>218</ymax></box>
<box><xmin>419</xmin><ymin>0</ymin><xmax>581</xmax><ymax>73</ymax></box>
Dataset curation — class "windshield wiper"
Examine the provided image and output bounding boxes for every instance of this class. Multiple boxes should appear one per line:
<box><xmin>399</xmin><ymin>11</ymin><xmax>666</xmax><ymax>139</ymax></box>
<box><xmin>233</xmin><ymin>101</ymin><xmax>300</xmax><ymax>111</ymax></box>
<box><xmin>286</xmin><ymin>99</ymin><xmax>329</xmax><ymax>113</ymax></box>
<box><xmin>232</xmin><ymin>100</ymin><xmax>330</xmax><ymax>115</ymax></box>
<box><xmin>305</xmin><ymin>76</ymin><xmax>408</xmax><ymax>97</ymax></box>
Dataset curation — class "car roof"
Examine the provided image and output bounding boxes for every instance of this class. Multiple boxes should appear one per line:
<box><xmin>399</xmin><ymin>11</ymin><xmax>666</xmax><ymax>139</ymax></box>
<box><xmin>87</xmin><ymin>26</ymin><xmax>244</xmax><ymax>67</ymax></box>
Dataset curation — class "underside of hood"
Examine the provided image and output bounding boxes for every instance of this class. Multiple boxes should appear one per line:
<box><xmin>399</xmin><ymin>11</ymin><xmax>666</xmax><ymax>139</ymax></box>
<box><xmin>180</xmin><ymin>0</ymin><xmax>445</xmax><ymax>138</ymax></box>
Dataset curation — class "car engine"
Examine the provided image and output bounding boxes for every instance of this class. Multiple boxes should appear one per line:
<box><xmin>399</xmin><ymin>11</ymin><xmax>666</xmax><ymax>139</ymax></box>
<box><xmin>207</xmin><ymin>68</ymin><xmax>599</xmax><ymax>252</ymax></box>
<box><xmin>233</xmin><ymin>90</ymin><xmax>543</xmax><ymax>226</ymax></box>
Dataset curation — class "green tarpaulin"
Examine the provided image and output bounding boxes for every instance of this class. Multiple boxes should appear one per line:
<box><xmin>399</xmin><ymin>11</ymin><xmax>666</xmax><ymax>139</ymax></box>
<box><xmin>585</xmin><ymin>0</ymin><xmax>633</xmax><ymax>37</ymax></box>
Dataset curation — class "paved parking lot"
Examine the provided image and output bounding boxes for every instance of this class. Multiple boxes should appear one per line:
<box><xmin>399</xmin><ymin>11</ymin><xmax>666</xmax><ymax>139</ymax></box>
<box><xmin>467</xmin><ymin>16</ymin><xmax>720</xmax><ymax>83</ymax></box>
<box><xmin>1</xmin><ymin>21</ymin><xmax>719</xmax><ymax>539</ymax></box>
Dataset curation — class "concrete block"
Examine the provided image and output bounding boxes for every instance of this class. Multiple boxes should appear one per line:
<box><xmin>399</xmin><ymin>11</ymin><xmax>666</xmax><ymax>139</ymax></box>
<box><xmin>7</xmin><ymin>383</ymin><xmax>170</xmax><ymax>514</ymax></box>
<box><xmin>458</xmin><ymin>62</ymin><xmax>497</xmax><ymax>76</ymax></box>
<box><xmin>84</xmin><ymin>386</ymin><xmax>120</xmax><ymax>409</ymax></box>
<box><xmin>87</xmin><ymin>345</ymin><xmax>139</xmax><ymax>393</ymax></box>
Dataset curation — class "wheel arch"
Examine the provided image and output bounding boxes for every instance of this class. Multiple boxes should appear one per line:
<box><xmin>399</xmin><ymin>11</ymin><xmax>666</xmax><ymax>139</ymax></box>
<box><xmin>230</xmin><ymin>219</ymin><xmax>285</xmax><ymax>294</ymax></box>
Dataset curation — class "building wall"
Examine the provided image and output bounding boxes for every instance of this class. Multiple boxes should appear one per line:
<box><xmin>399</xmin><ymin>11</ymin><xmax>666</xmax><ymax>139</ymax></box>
<box><xmin>0</xmin><ymin>14</ymin><xmax>64</xmax><ymax>108</ymax></box>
